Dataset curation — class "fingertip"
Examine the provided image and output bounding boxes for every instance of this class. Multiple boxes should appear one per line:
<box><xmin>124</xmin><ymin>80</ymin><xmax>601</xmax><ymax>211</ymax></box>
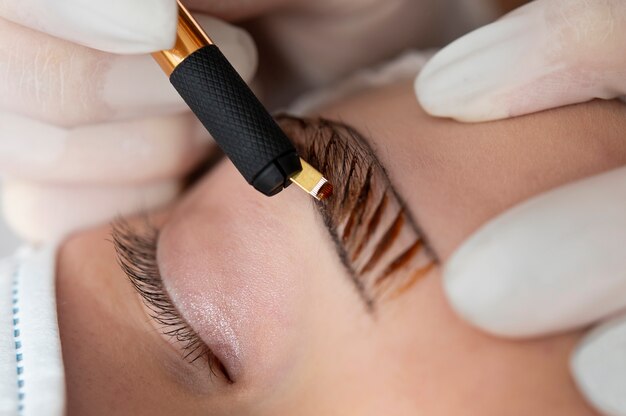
<box><xmin>417</xmin><ymin>0</ymin><xmax>626</xmax><ymax>123</ymax></box>
<box><xmin>415</xmin><ymin>48</ymin><xmax>511</xmax><ymax>123</ymax></box>
<box><xmin>414</xmin><ymin>0</ymin><xmax>552</xmax><ymax>123</ymax></box>
<box><xmin>442</xmin><ymin>231</ymin><xmax>534</xmax><ymax>338</ymax></box>
<box><xmin>2</xmin><ymin>179</ymin><xmax>180</xmax><ymax>244</ymax></box>
<box><xmin>443</xmin><ymin>167</ymin><xmax>626</xmax><ymax>339</ymax></box>
<box><xmin>572</xmin><ymin>315</ymin><xmax>626</xmax><ymax>416</ymax></box>
<box><xmin>0</xmin><ymin>0</ymin><xmax>179</xmax><ymax>54</ymax></box>
<box><xmin>76</xmin><ymin>0</ymin><xmax>179</xmax><ymax>54</ymax></box>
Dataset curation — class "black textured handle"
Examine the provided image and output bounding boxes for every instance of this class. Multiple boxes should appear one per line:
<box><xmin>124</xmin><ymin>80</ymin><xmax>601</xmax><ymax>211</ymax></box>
<box><xmin>170</xmin><ymin>45</ymin><xmax>301</xmax><ymax>196</ymax></box>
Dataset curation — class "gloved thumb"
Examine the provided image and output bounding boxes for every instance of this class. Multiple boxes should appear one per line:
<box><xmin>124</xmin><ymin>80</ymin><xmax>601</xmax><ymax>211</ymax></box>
<box><xmin>0</xmin><ymin>0</ymin><xmax>177</xmax><ymax>54</ymax></box>
<box><xmin>416</xmin><ymin>0</ymin><xmax>626</xmax><ymax>122</ymax></box>
<box><xmin>443</xmin><ymin>166</ymin><xmax>626</xmax><ymax>338</ymax></box>
<box><xmin>572</xmin><ymin>313</ymin><xmax>626</xmax><ymax>416</ymax></box>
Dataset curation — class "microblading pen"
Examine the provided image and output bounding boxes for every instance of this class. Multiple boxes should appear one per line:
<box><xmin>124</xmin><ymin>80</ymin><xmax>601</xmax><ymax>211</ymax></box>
<box><xmin>152</xmin><ymin>1</ymin><xmax>333</xmax><ymax>200</ymax></box>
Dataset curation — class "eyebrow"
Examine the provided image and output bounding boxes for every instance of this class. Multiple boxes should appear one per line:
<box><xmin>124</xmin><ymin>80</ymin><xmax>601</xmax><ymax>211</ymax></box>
<box><xmin>278</xmin><ymin>115</ymin><xmax>439</xmax><ymax>310</ymax></box>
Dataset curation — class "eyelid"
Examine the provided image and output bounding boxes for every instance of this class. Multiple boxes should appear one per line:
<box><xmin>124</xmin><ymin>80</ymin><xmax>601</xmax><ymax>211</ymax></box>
<box><xmin>111</xmin><ymin>219</ymin><xmax>234</xmax><ymax>384</ymax></box>
<box><xmin>278</xmin><ymin>115</ymin><xmax>437</xmax><ymax>306</ymax></box>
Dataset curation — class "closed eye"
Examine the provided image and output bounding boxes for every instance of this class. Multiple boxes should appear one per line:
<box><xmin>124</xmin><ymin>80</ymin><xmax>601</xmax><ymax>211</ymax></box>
<box><xmin>111</xmin><ymin>219</ymin><xmax>234</xmax><ymax>384</ymax></box>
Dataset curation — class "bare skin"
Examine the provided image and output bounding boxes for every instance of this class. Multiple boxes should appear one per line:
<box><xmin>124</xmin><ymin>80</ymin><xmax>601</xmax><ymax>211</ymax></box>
<box><xmin>57</xmin><ymin>81</ymin><xmax>626</xmax><ymax>415</ymax></box>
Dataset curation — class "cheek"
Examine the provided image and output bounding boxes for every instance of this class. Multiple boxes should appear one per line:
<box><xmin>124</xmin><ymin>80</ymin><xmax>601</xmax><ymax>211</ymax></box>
<box><xmin>157</xmin><ymin>163</ymin><xmax>324</xmax><ymax>385</ymax></box>
<box><xmin>57</xmin><ymin>227</ymin><xmax>181</xmax><ymax>415</ymax></box>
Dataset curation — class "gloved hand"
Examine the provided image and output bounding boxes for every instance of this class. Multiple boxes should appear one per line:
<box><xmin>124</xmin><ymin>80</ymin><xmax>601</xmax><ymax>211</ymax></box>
<box><xmin>0</xmin><ymin>0</ymin><xmax>494</xmax><ymax>242</ymax></box>
<box><xmin>2</xmin><ymin>0</ymin><xmax>495</xmax><ymax>102</ymax></box>
<box><xmin>0</xmin><ymin>8</ymin><xmax>258</xmax><ymax>242</ymax></box>
<box><xmin>416</xmin><ymin>1</ymin><xmax>626</xmax><ymax>415</ymax></box>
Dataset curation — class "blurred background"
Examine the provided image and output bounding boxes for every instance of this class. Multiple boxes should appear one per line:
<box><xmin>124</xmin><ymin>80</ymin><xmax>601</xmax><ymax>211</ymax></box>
<box><xmin>0</xmin><ymin>189</ymin><xmax>21</xmax><ymax>256</ymax></box>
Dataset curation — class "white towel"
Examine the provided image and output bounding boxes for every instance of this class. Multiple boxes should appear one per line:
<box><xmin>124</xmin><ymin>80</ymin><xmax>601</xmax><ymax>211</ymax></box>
<box><xmin>0</xmin><ymin>247</ymin><xmax>65</xmax><ymax>416</ymax></box>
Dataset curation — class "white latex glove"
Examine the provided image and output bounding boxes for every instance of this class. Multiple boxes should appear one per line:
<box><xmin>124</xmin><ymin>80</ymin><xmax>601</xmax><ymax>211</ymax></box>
<box><xmin>0</xmin><ymin>9</ymin><xmax>258</xmax><ymax>242</ymax></box>
<box><xmin>416</xmin><ymin>0</ymin><xmax>626</xmax><ymax>122</ymax></box>
<box><xmin>2</xmin><ymin>0</ymin><xmax>495</xmax><ymax>101</ymax></box>
<box><xmin>416</xmin><ymin>1</ymin><xmax>626</xmax><ymax>414</ymax></box>
<box><xmin>0</xmin><ymin>0</ymin><xmax>496</xmax><ymax>242</ymax></box>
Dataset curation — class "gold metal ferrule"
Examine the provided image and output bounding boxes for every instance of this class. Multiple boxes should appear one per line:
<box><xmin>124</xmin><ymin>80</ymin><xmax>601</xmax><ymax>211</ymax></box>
<box><xmin>152</xmin><ymin>0</ymin><xmax>213</xmax><ymax>76</ymax></box>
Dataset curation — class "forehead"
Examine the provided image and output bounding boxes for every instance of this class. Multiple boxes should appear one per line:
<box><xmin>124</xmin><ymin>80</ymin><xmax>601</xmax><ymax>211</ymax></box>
<box><xmin>314</xmin><ymin>81</ymin><xmax>626</xmax><ymax>258</ymax></box>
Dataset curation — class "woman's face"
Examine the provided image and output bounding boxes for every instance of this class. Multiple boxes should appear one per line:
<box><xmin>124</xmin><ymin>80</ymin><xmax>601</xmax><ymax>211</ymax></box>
<box><xmin>56</xmin><ymin>80</ymin><xmax>626</xmax><ymax>415</ymax></box>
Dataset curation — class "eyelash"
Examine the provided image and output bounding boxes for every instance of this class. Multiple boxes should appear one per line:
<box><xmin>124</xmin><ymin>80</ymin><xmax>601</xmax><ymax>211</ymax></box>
<box><xmin>111</xmin><ymin>219</ymin><xmax>233</xmax><ymax>384</ymax></box>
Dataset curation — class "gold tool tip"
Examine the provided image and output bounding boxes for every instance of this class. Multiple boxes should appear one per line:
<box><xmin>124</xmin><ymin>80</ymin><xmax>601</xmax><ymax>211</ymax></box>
<box><xmin>290</xmin><ymin>159</ymin><xmax>333</xmax><ymax>201</ymax></box>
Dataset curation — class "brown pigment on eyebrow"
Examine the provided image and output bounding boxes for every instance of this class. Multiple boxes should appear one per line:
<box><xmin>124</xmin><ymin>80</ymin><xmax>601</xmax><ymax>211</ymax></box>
<box><xmin>389</xmin><ymin>262</ymin><xmax>436</xmax><ymax>299</ymax></box>
<box><xmin>344</xmin><ymin>171</ymin><xmax>375</xmax><ymax>251</ymax></box>
<box><xmin>276</xmin><ymin>114</ymin><xmax>437</xmax><ymax>305</ymax></box>
<box><xmin>340</xmin><ymin>157</ymin><xmax>359</xmax><ymax>207</ymax></box>
<box><xmin>319</xmin><ymin>124</ymin><xmax>339</xmax><ymax>173</ymax></box>
<box><xmin>341</xmin><ymin>165</ymin><xmax>373</xmax><ymax>243</ymax></box>
<box><xmin>350</xmin><ymin>192</ymin><xmax>389</xmax><ymax>262</ymax></box>
<box><xmin>374</xmin><ymin>239</ymin><xmax>424</xmax><ymax>288</ymax></box>
<box><xmin>359</xmin><ymin>211</ymin><xmax>405</xmax><ymax>275</ymax></box>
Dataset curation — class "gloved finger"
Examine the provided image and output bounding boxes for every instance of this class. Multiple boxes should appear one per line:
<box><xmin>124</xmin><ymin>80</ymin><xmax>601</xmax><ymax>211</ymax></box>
<box><xmin>0</xmin><ymin>112</ymin><xmax>210</xmax><ymax>185</ymax></box>
<box><xmin>443</xmin><ymin>166</ymin><xmax>626</xmax><ymax>337</ymax></box>
<box><xmin>0</xmin><ymin>0</ymin><xmax>177</xmax><ymax>54</ymax></box>
<box><xmin>416</xmin><ymin>0</ymin><xmax>626</xmax><ymax>122</ymax></box>
<box><xmin>2</xmin><ymin>179</ymin><xmax>179</xmax><ymax>243</ymax></box>
<box><xmin>0</xmin><ymin>14</ymin><xmax>257</xmax><ymax>127</ymax></box>
<box><xmin>571</xmin><ymin>313</ymin><xmax>626</xmax><ymax>416</ymax></box>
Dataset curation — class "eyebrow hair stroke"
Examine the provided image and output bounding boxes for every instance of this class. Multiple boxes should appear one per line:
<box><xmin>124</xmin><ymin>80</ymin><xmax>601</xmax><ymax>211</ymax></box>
<box><xmin>278</xmin><ymin>115</ymin><xmax>438</xmax><ymax>309</ymax></box>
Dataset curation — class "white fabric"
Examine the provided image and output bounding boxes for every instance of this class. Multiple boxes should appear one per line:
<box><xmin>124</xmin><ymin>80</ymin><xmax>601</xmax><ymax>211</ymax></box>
<box><xmin>0</xmin><ymin>247</ymin><xmax>64</xmax><ymax>416</ymax></box>
<box><xmin>0</xmin><ymin>254</ymin><xmax>19</xmax><ymax>414</ymax></box>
